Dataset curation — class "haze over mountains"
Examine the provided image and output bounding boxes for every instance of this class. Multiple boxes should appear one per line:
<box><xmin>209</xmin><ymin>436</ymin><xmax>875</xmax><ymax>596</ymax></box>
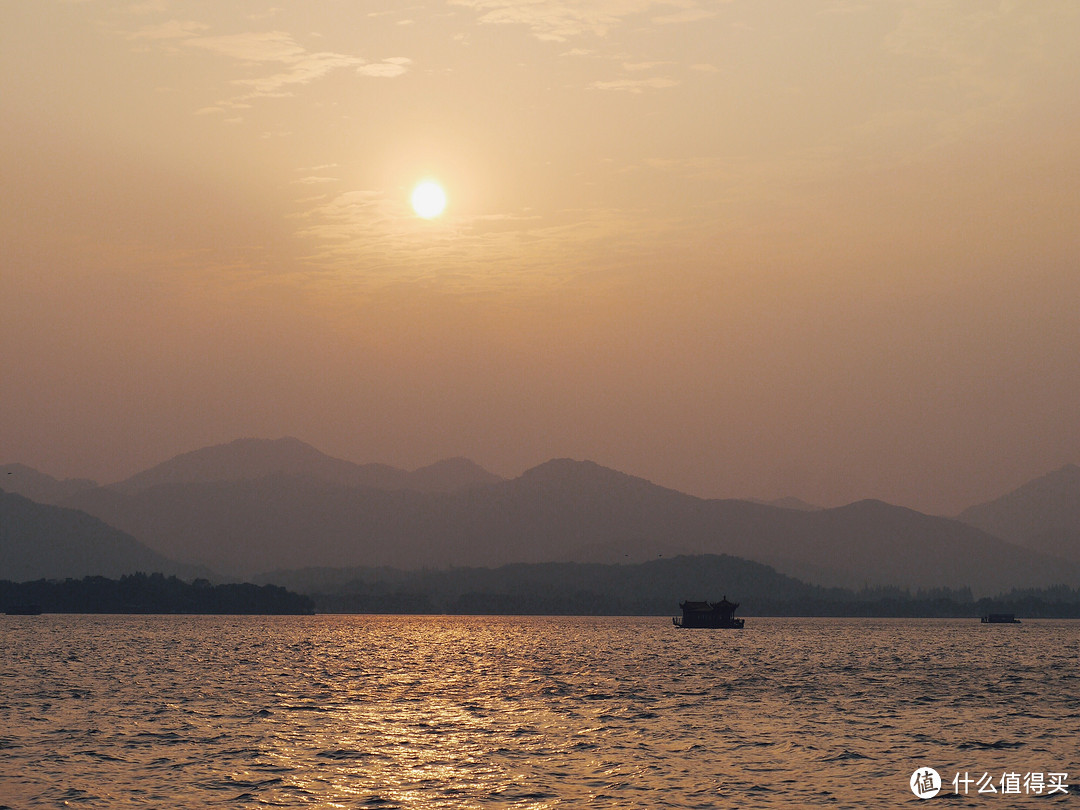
<box><xmin>956</xmin><ymin>464</ymin><xmax>1080</xmax><ymax>563</ymax></box>
<box><xmin>1</xmin><ymin>464</ymin><xmax>98</xmax><ymax>505</ymax></box>
<box><xmin>3</xmin><ymin>437</ymin><xmax>1079</xmax><ymax>596</ymax></box>
<box><xmin>0</xmin><ymin>489</ymin><xmax>201</xmax><ymax>582</ymax></box>
<box><xmin>108</xmin><ymin>437</ymin><xmax>504</xmax><ymax>495</ymax></box>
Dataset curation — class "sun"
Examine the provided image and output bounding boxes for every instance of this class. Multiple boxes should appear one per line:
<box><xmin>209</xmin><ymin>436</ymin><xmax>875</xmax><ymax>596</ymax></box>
<box><xmin>411</xmin><ymin>180</ymin><xmax>447</xmax><ymax>219</ymax></box>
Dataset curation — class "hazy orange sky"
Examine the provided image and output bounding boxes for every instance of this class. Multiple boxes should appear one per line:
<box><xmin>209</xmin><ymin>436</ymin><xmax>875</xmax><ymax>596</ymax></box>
<box><xmin>2</xmin><ymin>1</ymin><xmax>1078</xmax><ymax>515</ymax></box>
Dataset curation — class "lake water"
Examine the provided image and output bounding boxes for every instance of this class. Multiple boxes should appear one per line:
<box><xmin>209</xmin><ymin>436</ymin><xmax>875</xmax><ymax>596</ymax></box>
<box><xmin>2</xmin><ymin>615</ymin><xmax>1078</xmax><ymax>808</ymax></box>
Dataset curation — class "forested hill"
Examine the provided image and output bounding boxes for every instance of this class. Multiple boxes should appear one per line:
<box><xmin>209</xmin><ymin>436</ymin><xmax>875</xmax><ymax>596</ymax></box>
<box><xmin>1</xmin><ymin>573</ymin><xmax>314</xmax><ymax>615</ymax></box>
<box><xmin>268</xmin><ymin>555</ymin><xmax>1080</xmax><ymax>618</ymax></box>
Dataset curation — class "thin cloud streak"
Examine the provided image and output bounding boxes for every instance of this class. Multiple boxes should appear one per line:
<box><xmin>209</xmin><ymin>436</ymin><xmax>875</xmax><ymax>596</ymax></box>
<box><xmin>449</xmin><ymin>0</ymin><xmax>713</xmax><ymax>40</ymax></box>
<box><xmin>590</xmin><ymin>77</ymin><xmax>679</xmax><ymax>92</ymax></box>
<box><xmin>125</xmin><ymin>23</ymin><xmax>411</xmax><ymax>112</ymax></box>
<box><xmin>2</xmin><ymin>0</ymin><xmax>1078</xmax><ymax>513</ymax></box>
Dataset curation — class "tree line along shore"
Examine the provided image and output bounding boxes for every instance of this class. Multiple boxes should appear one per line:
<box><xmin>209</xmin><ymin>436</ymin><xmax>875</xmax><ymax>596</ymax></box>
<box><xmin>5</xmin><ymin>569</ymin><xmax>1080</xmax><ymax>617</ymax></box>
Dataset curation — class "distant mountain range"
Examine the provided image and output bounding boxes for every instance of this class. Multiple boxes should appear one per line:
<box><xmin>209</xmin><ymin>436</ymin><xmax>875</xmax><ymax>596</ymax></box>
<box><xmin>956</xmin><ymin>464</ymin><xmax>1080</xmax><ymax>563</ymax></box>
<box><xmin>108</xmin><ymin>437</ymin><xmax>505</xmax><ymax>494</ymax></box>
<box><xmin>0</xmin><ymin>489</ymin><xmax>201</xmax><ymax>581</ymax></box>
<box><xmin>3</xmin><ymin>439</ymin><xmax>1078</xmax><ymax>597</ymax></box>
<box><xmin>1</xmin><ymin>463</ymin><xmax>98</xmax><ymax>504</ymax></box>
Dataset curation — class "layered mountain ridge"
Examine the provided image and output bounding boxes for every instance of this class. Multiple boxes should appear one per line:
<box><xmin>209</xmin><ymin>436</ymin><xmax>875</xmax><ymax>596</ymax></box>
<box><xmin>3</xmin><ymin>438</ymin><xmax>1078</xmax><ymax>597</ymax></box>
<box><xmin>0</xmin><ymin>489</ymin><xmax>202</xmax><ymax>581</ymax></box>
<box><xmin>956</xmin><ymin>463</ymin><xmax>1080</xmax><ymax>563</ymax></box>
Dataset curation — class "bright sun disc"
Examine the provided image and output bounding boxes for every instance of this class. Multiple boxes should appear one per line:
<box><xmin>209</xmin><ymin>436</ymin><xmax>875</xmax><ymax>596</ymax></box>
<box><xmin>411</xmin><ymin>180</ymin><xmax>446</xmax><ymax>219</ymax></box>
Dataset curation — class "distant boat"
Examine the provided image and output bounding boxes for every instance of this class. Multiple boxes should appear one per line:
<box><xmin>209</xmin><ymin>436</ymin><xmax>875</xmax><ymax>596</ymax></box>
<box><xmin>673</xmin><ymin>596</ymin><xmax>745</xmax><ymax>629</ymax></box>
<box><xmin>4</xmin><ymin>604</ymin><xmax>43</xmax><ymax>616</ymax></box>
<box><xmin>981</xmin><ymin>613</ymin><xmax>1020</xmax><ymax>624</ymax></box>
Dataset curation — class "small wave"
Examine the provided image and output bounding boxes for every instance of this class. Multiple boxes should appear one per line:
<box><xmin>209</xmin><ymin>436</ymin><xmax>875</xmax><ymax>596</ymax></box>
<box><xmin>958</xmin><ymin>739</ymin><xmax>1024</xmax><ymax>750</ymax></box>
<box><xmin>316</xmin><ymin>748</ymin><xmax>371</xmax><ymax>760</ymax></box>
<box><xmin>503</xmin><ymin>790</ymin><xmax>555</xmax><ymax>800</ymax></box>
<box><xmin>735</xmin><ymin>740</ymin><xmax>775</xmax><ymax>748</ymax></box>
<box><xmin>358</xmin><ymin>796</ymin><xmax>400</xmax><ymax>808</ymax></box>
<box><xmin>820</xmin><ymin>750</ymin><xmax>872</xmax><ymax>762</ymax></box>
<box><xmin>74</xmin><ymin>749</ymin><xmax>127</xmax><ymax>763</ymax></box>
<box><xmin>218</xmin><ymin>747</ymin><xmax>263</xmax><ymax>757</ymax></box>
<box><xmin>223</xmin><ymin>777</ymin><xmax>284</xmax><ymax>789</ymax></box>
<box><xmin>58</xmin><ymin>787</ymin><xmax>100</xmax><ymax>802</ymax></box>
<box><xmin>127</xmin><ymin>731</ymin><xmax>186</xmax><ymax>745</ymax></box>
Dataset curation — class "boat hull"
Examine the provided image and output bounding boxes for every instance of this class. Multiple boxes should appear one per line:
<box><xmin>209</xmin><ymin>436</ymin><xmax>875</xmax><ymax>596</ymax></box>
<box><xmin>981</xmin><ymin>614</ymin><xmax>1020</xmax><ymax>624</ymax></box>
<box><xmin>672</xmin><ymin>617</ymin><xmax>744</xmax><ymax>629</ymax></box>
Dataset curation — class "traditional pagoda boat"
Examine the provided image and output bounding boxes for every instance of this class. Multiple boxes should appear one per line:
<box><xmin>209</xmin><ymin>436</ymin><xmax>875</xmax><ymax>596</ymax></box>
<box><xmin>981</xmin><ymin>613</ymin><xmax>1020</xmax><ymax>624</ymax></box>
<box><xmin>673</xmin><ymin>596</ymin><xmax>744</xmax><ymax>629</ymax></box>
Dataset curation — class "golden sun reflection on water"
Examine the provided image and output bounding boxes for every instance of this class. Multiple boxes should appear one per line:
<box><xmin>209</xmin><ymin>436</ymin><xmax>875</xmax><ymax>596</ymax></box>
<box><xmin>3</xmin><ymin>615</ymin><xmax>1079</xmax><ymax>808</ymax></box>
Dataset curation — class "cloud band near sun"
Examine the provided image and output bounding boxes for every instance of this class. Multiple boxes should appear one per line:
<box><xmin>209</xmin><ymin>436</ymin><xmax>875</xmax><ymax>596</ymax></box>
<box><xmin>128</xmin><ymin>23</ymin><xmax>411</xmax><ymax>113</ymax></box>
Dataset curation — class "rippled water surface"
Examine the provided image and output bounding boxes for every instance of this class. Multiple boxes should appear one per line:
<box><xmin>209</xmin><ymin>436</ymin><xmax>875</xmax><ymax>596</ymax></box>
<box><xmin>2</xmin><ymin>615</ymin><xmax>1078</xmax><ymax>808</ymax></box>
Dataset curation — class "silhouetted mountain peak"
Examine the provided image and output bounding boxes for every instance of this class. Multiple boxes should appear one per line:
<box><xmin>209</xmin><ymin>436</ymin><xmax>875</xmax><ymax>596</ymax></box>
<box><xmin>960</xmin><ymin>464</ymin><xmax>1080</xmax><ymax>519</ymax></box>
<box><xmin>0</xmin><ymin>489</ymin><xmax>198</xmax><ymax>581</ymax></box>
<box><xmin>110</xmin><ymin>437</ymin><xmax>390</xmax><ymax>492</ymax></box>
<box><xmin>821</xmin><ymin>498</ymin><xmax>917</xmax><ymax>525</ymax></box>
<box><xmin>957</xmin><ymin>463</ymin><xmax>1080</xmax><ymax>560</ymax></box>
<box><xmin>519</xmin><ymin>458</ymin><xmax>653</xmax><ymax>488</ymax></box>
<box><xmin>0</xmin><ymin>463</ymin><xmax>98</xmax><ymax>504</ymax></box>
<box><xmin>107</xmin><ymin>438</ymin><xmax>502</xmax><ymax>495</ymax></box>
<box><xmin>834</xmin><ymin>498</ymin><xmax>906</xmax><ymax>513</ymax></box>
<box><xmin>522</xmin><ymin>457</ymin><xmax>590</xmax><ymax>474</ymax></box>
<box><xmin>174</xmin><ymin>436</ymin><xmax>330</xmax><ymax>468</ymax></box>
<box><xmin>1042</xmin><ymin>462</ymin><xmax>1080</xmax><ymax>487</ymax></box>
